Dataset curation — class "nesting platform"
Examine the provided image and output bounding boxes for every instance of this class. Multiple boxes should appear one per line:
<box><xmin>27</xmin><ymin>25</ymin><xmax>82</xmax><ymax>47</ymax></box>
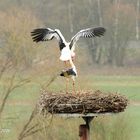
<box><xmin>37</xmin><ymin>90</ymin><xmax>128</xmax><ymax>115</ymax></box>
<box><xmin>37</xmin><ymin>90</ymin><xmax>128</xmax><ymax>140</ymax></box>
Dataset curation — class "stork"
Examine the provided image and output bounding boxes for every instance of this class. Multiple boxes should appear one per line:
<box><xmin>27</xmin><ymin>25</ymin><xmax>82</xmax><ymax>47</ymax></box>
<box><xmin>60</xmin><ymin>66</ymin><xmax>77</xmax><ymax>93</ymax></box>
<box><xmin>31</xmin><ymin>27</ymin><xmax>106</xmax><ymax>93</ymax></box>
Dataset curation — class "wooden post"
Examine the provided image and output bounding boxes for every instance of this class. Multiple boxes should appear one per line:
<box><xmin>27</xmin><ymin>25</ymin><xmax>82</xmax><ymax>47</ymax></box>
<box><xmin>79</xmin><ymin>124</ymin><xmax>89</xmax><ymax>140</ymax></box>
<box><xmin>79</xmin><ymin>117</ymin><xmax>94</xmax><ymax>140</ymax></box>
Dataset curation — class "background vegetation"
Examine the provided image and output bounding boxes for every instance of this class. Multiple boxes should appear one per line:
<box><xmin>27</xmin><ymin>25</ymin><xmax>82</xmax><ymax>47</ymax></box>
<box><xmin>0</xmin><ymin>0</ymin><xmax>140</xmax><ymax>140</ymax></box>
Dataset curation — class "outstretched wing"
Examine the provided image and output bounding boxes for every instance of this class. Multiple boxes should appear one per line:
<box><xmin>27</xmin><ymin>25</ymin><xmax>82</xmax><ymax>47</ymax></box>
<box><xmin>31</xmin><ymin>28</ymin><xmax>66</xmax><ymax>50</ymax></box>
<box><xmin>31</xmin><ymin>28</ymin><xmax>56</xmax><ymax>42</ymax></box>
<box><xmin>69</xmin><ymin>27</ymin><xmax>106</xmax><ymax>50</ymax></box>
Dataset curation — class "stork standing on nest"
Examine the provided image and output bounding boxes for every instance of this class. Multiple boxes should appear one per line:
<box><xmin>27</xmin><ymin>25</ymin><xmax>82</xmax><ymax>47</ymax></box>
<box><xmin>31</xmin><ymin>27</ymin><xmax>106</xmax><ymax>93</ymax></box>
<box><xmin>59</xmin><ymin>65</ymin><xmax>77</xmax><ymax>93</ymax></box>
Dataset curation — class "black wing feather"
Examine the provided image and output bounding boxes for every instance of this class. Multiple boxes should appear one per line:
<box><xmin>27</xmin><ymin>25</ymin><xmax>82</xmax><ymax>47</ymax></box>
<box><xmin>69</xmin><ymin>27</ymin><xmax>106</xmax><ymax>49</ymax></box>
<box><xmin>31</xmin><ymin>28</ymin><xmax>66</xmax><ymax>51</ymax></box>
<box><xmin>31</xmin><ymin>28</ymin><xmax>54</xmax><ymax>43</ymax></box>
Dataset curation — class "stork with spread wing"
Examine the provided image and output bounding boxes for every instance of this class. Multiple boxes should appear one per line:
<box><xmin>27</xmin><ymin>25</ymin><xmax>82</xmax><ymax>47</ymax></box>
<box><xmin>31</xmin><ymin>27</ymin><xmax>106</xmax><ymax>93</ymax></box>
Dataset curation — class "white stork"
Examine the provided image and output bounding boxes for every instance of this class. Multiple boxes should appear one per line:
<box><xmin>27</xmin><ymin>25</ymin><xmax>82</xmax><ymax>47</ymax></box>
<box><xmin>31</xmin><ymin>27</ymin><xmax>106</xmax><ymax>93</ymax></box>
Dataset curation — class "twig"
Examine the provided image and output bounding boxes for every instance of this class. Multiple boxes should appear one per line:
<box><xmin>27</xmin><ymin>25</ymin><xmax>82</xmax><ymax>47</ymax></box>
<box><xmin>38</xmin><ymin>90</ymin><xmax>128</xmax><ymax>114</ymax></box>
<box><xmin>18</xmin><ymin>108</ymin><xmax>37</xmax><ymax>140</ymax></box>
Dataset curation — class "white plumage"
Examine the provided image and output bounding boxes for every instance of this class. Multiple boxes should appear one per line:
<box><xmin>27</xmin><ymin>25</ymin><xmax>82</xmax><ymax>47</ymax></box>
<box><xmin>31</xmin><ymin>27</ymin><xmax>106</xmax><ymax>61</ymax></box>
<box><xmin>31</xmin><ymin>27</ymin><xmax>106</xmax><ymax>93</ymax></box>
<box><xmin>59</xmin><ymin>43</ymin><xmax>71</xmax><ymax>61</ymax></box>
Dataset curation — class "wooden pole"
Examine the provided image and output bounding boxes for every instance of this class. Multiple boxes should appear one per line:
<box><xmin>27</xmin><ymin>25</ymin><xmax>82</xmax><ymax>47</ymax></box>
<box><xmin>79</xmin><ymin>117</ymin><xmax>94</xmax><ymax>140</ymax></box>
<box><xmin>79</xmin><ymin>124</ymin><xmax>89</xmax><ymax>140</ymax></box>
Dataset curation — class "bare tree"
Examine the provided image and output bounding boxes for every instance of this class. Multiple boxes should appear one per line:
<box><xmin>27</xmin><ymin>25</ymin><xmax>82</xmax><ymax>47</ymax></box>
<box><xmin>0</xmin><ymin>7</ymin><xmax>41</xmax><ymax>69</ymax></box>
<box><xmin>105</xmin><ymin>1</ymin><xmax>136</xmax><ymax>66</ymax></box>
<box><xmin>86</xmin><ymin>0</ymin><xmax>99</xmax><ymax>64</ymax></box>
<box><xmin>18</xmin><ymin>108</ymin><xmax>39</xmax><ymax>140</ymax></box>
<box><xmin>136</xmin><ymin>0</ymin><xmax>140</xmax><ymax>40</ymax></box>
<box><xmin>68</xmin><ymin>1</ymin><xmax>74</xmax><ymax>33</ymax></box>
<box><xmin>0</xmin><ymin>55</ymin><xmax>30</xmax><ymax>118</ymax></box>
<box><xmin>0</xmin><ymin>71</ymin><xmax>30</xmax><ymax>118</ymax></box>
<box><xmin>96</xmin><ymin>0</ymin><xmax>104</xmax><ymax>64</ymax></box>
<box><xmin>114</xmin><ymin>0</ymin><xmax>120</xmax><ymax>51</ymax></box>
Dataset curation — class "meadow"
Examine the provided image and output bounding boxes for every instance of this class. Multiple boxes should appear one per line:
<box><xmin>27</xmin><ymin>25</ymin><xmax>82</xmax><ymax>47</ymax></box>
<box><xmin>0</xmin><ymin>74</ymin><xmax>140</xmax><ymax>140</ymax></box>
<box><xmin>0</xmin><ymin>0</ymin><xmax>140</xmax><ymax>139</ymax></box>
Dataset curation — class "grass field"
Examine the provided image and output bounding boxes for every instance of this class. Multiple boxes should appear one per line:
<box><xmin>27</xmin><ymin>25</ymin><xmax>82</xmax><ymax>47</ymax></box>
<box><xmin>0</xmin><ymin>75</ymin><xmax>140</xmax><ymax>140</ymax></box>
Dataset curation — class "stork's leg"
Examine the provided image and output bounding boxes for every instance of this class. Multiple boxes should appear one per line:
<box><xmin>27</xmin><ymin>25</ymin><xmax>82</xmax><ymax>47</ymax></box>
<box><xmin>66</xmin><ymin>78</ymin><xmax>69</xmax><ymax>94</ymax></box>
<box><xmin>72</xmin><ymin>80</ymin><xmax>76</xmax><ymax>94</ymax></box>
<box><xmin>72</xmin><ymin>77</ymin><xmax>76</xmax><ymax>94</ymax></box>
<box><xmin>69</xmin><ymin>59</ymin><xmax>75</xmax><ymax>68</ymax></box>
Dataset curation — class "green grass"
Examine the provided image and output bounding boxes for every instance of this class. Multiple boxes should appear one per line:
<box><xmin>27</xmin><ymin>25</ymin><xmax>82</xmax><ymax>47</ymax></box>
<box><xmin>0</xmin><ymin>75</ymin><xmax>140</xmax><ymax>140</ymax></box>
<box><xmin>125</xmin><ymin>106</ymin><xmax>140</xmax><ymax>140</ymax></box>
<box><xmin>78</xmin><ymin>75</ymin><xmax>140</xmax><ymax>100</ymax></box>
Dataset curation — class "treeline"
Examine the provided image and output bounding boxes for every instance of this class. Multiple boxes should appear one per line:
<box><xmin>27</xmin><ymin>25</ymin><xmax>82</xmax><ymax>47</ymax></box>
<box><xmin>0</xmin><ymin>0</ymin><xmax>140</xmax><ymax>70</ymax></box>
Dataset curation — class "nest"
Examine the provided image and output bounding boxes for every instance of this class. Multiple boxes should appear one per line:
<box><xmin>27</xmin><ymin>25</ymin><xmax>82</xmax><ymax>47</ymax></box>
<box><xmin>37</xmin><ymin>90</ymin><xmax>128</xmax><ymax>115</ymax></box>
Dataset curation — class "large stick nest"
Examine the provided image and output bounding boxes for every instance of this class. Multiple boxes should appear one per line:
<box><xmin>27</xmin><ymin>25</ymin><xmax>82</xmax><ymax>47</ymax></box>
<box><xmin>37</xmin><ymin>90</ymin><xmax>128</xmax><ymax>115</ymax></box>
